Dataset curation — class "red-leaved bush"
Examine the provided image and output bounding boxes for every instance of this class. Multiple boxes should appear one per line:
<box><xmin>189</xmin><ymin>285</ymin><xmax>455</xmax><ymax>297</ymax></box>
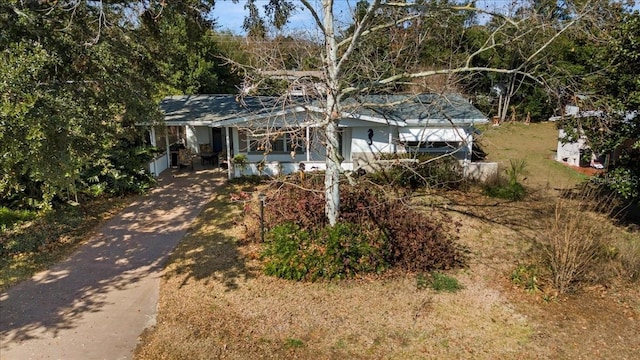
<box><xmin>244</xmin><ymin>176</ymin><xmax>467</xmax><ymax>273</ymax></box>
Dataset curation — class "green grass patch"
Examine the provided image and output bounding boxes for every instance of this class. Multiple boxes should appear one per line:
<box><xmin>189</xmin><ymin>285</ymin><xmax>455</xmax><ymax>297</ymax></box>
<box><xmin>478</xmin><ymin>122</ymin><xmax>590</xmax><ymax>189</ymax></box>
<box><xmin>483</xmin><ymin>181</ymin><xmax>526</xmax><ymax>201</ymax></box>
<box><xmin>284</xmin><ymin>338</ymin><xmax>305</xmax><ymax>348</ymax></box>
<box><xmin>429</xmin><ymin>272</ymin><xmax>463</xmax><ymax>292</ymax></box>
<box><xmin>511</xmin><ymin>263</ymin><xmax>540</xmax><ymax>292</ymax></box>
<box><xmin>0</xmin><ymin>207</ymin><xmax>37</xmax><ymax>232</ymax></box>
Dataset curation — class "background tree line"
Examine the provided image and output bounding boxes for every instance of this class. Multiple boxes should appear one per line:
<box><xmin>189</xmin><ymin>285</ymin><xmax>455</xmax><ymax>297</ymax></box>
<box><xmin>1</xmin><ymin>0</ymin><xmax>638</xmax><ymax>212</ymax></box>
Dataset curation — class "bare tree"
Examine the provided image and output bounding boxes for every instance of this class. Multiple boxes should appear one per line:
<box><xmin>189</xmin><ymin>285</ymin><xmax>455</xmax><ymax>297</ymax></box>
<box><xmin>236</xmin><ymin>0</ymin><xmax>603</xmax><ymax>226</ymax></box>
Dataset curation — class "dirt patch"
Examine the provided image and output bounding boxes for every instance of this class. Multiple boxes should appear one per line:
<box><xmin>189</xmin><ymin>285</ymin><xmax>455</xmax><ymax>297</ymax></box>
<box><xmin>506</xmin><ymin>284</ymin><xmax>640</xmax><ymax>359</ymax></box>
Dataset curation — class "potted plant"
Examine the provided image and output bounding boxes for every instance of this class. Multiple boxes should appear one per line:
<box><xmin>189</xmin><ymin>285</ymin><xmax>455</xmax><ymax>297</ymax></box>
<box><xmin>233</xmin><ymin>154</ymin><xmax>249</xmax><ymax>176</ymax></box>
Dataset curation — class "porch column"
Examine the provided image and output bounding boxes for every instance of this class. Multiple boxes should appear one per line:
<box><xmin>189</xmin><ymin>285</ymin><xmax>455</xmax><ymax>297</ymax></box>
<box><xmin>225</xmin><ymin>126</ymin><xmax>232</xmax><ymax>180</ymax></box>
<box><xmin>149</xmin><ymin>127</ymin><xmax>157</xmax><ymax>176</ymax></box>
<box><xmin>165</xmin><ymin>126</ymin><xmax>171</xmax><ymax>169</ymax></box>
<box><xmin>306</xmin><ymin>126</ymin><xmax>310</xmax><ymax>162</ymax></box>
<box><xmin>388</xmin><ymin>125</ymin><xmax>393</xmax><ymax>153</ymax></box>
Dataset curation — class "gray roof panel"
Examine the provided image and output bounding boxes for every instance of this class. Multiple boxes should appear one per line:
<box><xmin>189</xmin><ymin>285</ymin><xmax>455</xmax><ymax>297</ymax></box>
<box><xmin>160</xmin><ymin>93</ymin><xmax>488</xmax><ymax>126</ymax></box>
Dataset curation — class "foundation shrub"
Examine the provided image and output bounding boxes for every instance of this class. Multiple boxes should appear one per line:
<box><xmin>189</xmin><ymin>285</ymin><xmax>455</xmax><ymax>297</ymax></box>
<box><xmin>367</xmin><ymin>154</ymin><xmax>465</xmax><ymax>190</ymax></box>
<box><xmin>261</xmin><ymin>222</ymin><xmax>388</xmax><ymax>281</ymax></box>
<box><xmin>252</xmin><ymin>180</ymin><xmax>467</xmax><ymax>279</ymax></box>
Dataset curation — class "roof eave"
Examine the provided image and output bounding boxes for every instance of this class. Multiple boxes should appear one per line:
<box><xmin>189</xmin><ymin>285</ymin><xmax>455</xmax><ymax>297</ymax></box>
<box><xmin>406</xmin><ymin>118</ymin><xmax>489</xmax><ymax>126</ymax></box>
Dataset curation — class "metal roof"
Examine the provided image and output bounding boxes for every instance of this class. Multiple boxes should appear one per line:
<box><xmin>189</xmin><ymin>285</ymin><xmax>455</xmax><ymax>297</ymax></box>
<box><xmin>338</xmin><ymin>93</ymin><xmax>488</xmax><ymax>126</ymax></box>
<box><xmin>159</xmin><ymin>93</ymin><xmax>488</xmax><ymax>127</ymax></box>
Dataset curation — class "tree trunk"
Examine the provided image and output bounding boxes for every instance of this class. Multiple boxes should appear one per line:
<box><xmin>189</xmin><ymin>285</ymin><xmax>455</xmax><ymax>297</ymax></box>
<box><xmin>323</xmin><ymin>0</ymin><xmax>340</xmax><ymax>226</ymax></box>
<box><xmin>324</xmin><ymin>118</ymin><xmax>340</xmax><ymax>226</ymax></box>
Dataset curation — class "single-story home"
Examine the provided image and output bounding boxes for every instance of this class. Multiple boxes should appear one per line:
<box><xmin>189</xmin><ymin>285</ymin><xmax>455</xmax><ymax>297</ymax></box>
<box><xmin>145</xmin><ymin>93</ymin><xmax>492</xmax><ymax>179</ymax></box>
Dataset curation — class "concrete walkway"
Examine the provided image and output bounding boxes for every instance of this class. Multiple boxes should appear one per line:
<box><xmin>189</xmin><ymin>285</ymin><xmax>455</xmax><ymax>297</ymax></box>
<box><xmin>0</xmin><ymin>167</ymin><xmax>225</xmax><ymax>360</ymax></box>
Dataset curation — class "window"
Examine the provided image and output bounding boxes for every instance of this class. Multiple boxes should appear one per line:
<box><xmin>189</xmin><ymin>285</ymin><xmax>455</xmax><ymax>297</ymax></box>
<box><xmin>243</xmin><ymin>129</ymin><xmax>306</xmax><ymax>154</ymax></box>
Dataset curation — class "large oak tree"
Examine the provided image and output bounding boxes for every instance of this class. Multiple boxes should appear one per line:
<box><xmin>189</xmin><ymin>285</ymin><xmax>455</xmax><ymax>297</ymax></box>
<box><xmin>0</xmin><ymin>0</ymin><xmax>237</xmax><ymax>208</ymax></box>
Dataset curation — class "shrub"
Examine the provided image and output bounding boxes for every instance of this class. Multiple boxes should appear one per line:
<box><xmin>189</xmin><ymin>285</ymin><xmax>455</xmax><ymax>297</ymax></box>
<box><xmin>543</xmin><ymin>198</ymin><xmax>609</xmax><ymax>294</ymax></box>
<box><xmin>531</xmin><ymin>185</ymin><xmax>640</xmax><ymax>292</ymax></box>
<box><xmin>366</xmin><ymin>154</ymin><xmax>465</xmax><ymax>190</ymax></box>
<box><xmin>380</xmin><ymin>205</ymin><xmax>466</xmax><ymax>272</ymax></box>
<box><xmin>261</xmin><ymin>222</ymin><xmax>388</xmax><ymax>281</ymax></box>
<box><xmin>233</xmin><ymin>154</ymin><xmax>249</xmax><ymax>175</ymax></box>
<box><xmin>600</xmin><ymin>166</ymin><xmax>639</xmax><ymax>200</ymax></box>
<box><xmin>262</xmin><ymin>183</ymin><xmax>327</xmax><ymax>230</ymax></box>
<box><xmin>250</xmin><ymin>179</ymin><xmax>467</xmax><ymax>279</ymax></box>
<box><xmin>483</xmin><ymin>159</ymin><xmax>527</xmax><ymax>201</ymax></box>
<box><xmin>483</xmin><ymin>180</ymin><xmax>526</xmax><ymax>201</ymax></box>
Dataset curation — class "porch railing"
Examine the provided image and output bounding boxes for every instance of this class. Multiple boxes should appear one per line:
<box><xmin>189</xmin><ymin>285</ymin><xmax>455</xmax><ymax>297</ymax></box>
<box><xmin>148</xmin><ymin>153</ymin><xmax>169</xmax><ymax>177</ymax></box>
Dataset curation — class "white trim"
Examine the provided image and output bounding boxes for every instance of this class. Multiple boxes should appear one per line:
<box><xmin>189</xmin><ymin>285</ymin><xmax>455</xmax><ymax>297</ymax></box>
<box><xmin>225</xmin><ymin>127</ymin><xmax>232</xmax><ymax>180</ymax></box>
<box><xmin>343</xmin><ymin>113</ymin><xmax>406</xmax><ymax>126</ymax></box>
<box><xmin>305</xmin><ymin>126</ymin><xmax>310</xmax><ymax>162</ymax></box>
<box><xmin>398</xmin><ymin>128</ymin><xmax>469</xmax><ymax>142</ymax></box>
<box><xmin>405</xmin><ymin>118</ymin><xmax>488</xmax><ymax>125</ymax></box>
<box><xmin>162</xmin><ymin>120</ymin><xmax>218</xmax><ymax>126</ymax></box>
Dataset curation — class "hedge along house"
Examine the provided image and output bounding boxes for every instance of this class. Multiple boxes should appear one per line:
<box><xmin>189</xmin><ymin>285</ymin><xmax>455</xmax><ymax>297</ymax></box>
<box><xmin>149</xmin><ymin>93</ymin><xmax>490</xmax><ymax>179</ymax></box>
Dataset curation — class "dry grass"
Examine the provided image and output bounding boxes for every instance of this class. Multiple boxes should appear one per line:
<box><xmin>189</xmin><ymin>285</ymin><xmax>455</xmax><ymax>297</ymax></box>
<box><xmin>135</xmin><ymin>185</ymin><xmax>538</xmax><ymax>359</ymax></box>
<box><xmin>543</xmin><ymin>196</ymin><xmax>613</xmax><ymax>294</ymax></box>
<box><xmin>135</xmin><ymin>122</ymin><xmax>640</xmax><ymax>359</ymax></box>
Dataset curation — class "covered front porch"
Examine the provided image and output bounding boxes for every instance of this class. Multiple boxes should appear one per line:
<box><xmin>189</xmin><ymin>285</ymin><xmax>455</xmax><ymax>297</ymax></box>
<box><xmin>146</xmin><ymin>122</ymin><xmax>354</xmax><ymax>179</ymax></box>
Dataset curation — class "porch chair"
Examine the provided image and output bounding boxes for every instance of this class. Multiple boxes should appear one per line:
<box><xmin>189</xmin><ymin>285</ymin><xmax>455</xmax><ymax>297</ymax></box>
<box><xmin>178</xmin><ymin>148</ymin><xmax>194</xmax><ymax>171</ymax></box>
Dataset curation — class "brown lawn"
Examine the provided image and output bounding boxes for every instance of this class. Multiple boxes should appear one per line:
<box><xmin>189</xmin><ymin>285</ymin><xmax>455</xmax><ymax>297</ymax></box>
<box><xmin>135</xmin><ymin>122</ymin><xmax>639</xmax><ymax>359</ymax></box>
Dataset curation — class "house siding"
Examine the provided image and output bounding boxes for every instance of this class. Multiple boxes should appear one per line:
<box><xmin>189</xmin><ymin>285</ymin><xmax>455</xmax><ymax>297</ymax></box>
<box><xmin>350</xmin><ymin>126</ymin><xmax>395</xmax><ymax>166</ymax></box>
<box><xmin>556</xmin><ymin>129</ymin><xmax>587</xmax><ymax>167</ymax></box>
<box><xmin>153</xmin><ymin>94</ymin><xmax>489</xmax><ymax>178</ymax></box>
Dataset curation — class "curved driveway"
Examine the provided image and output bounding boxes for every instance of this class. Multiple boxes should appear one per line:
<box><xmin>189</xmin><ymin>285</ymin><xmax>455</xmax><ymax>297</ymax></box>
<box><xmin>1</xmin><ymin>168</ymin><xmax>223</xmax><ymax>360</ymax></box>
